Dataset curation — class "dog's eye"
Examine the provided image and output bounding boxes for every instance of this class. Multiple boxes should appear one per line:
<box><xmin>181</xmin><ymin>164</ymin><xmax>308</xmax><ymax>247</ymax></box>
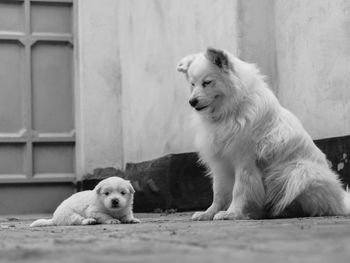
<box><xmin>105</xmin><ymin>192</ymin><xmax>109</xmax><ymax>196</ymax></box>
<box><xmin>190</xmin><ymin>83</ymin><xmax>195</xmax><ymax>87</ymax></box>
<box><xmin>202</xmin><ymin>80</ymin><xmax>212</xmax><ymax>87</ymax></box>
<box><xmin>121</xmin><ymin>191</ymin><xmax>126</xmax><ymax>196</ymax></box>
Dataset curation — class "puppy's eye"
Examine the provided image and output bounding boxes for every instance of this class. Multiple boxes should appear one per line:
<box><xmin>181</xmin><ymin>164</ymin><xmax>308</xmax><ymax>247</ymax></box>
<box><xmin>105</xmin><ymin>192</ymin><xmax>109</xmax><ymax>196</ymax></box>
<box><xmin>202</xmin><ymin>80</ymin><xmax>212</xmax><ymax>87</ymax></box>
<box><xmin>121</xmin><ymin>191</ymin><xmax>126</xmax><ymax>196</ymax></box>
<box><xmin>190</xmin><ymin>83</ymin><xmax>195</xmax><ymax>87</ymax></box>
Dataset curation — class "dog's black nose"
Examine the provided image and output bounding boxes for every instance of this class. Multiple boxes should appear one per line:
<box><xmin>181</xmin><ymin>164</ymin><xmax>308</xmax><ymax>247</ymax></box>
<box><xmin>189</xmin><ymin>98</ymin><xmax>199</xmax><ymax>107</ymax></box>
<box><xmin>111</xmin><ymin>199</ymin><xmax>119</xmax><ymax>207</ymax></box>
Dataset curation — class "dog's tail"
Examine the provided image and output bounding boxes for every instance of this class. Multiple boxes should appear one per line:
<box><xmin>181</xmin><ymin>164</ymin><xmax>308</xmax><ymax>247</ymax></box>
<box><xmin>267</xmin><ymin>162</ymin><xmax>346</xmax><ymax>217</ymax></box>
<box><xmin>30</xmin><ymin>218</ymin><xmax>55</xmax><ymax>227</ymax></box>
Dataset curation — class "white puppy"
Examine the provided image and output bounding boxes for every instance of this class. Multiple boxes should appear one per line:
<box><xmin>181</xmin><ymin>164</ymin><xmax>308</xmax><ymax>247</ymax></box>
<box><xmin>30</xmin><ymin>177</ymin><xmax>140</xmax><ymax>227</ymax></box>
<box><xmin>177</xmin><ymin>47</ymin><xmax>350</xmax><ymax>220</ymax></box>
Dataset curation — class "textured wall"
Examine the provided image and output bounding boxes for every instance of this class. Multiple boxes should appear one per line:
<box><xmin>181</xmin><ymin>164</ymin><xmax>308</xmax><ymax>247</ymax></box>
<box><xmin>76</xmin><ymin>0</ymin><xmax>123</xmax><ymax>176</ymax></box>
<box><xmin>77</xmin><ymin>0</ymin><xmax>350</xmax><ymax>173</ymax></box>
<box><xmin>237</xmin><ymin>0</ymin><xmax>277</xmax><ymax>92</ymax></box>
<box><xmin>117</xmin><ymin>0</ymin><xmax>240</xmax><ymax>163</ymax></box>
<box><xmin>275</xmin><ymin>0</ymin><xmax>350</xmax><ymax>139</ymax></box>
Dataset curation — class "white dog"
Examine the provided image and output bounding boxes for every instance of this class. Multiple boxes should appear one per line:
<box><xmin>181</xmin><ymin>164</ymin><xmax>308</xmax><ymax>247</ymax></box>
<box><xmin>30</xmin><ymin>177</ymin><xmax>140</xmax><ymax>227</ymax></box>
<box><xmin>177</xmin><ymin>47</ymin><xmax>350</xmax><ymax>220</ymax></box>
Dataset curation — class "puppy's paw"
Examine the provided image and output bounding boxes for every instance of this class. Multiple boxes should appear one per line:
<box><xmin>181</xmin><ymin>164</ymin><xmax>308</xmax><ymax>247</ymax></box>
<box><xmin>191</xmin><ymin>211</ymin><xmax>215</xmax><ymax>221</ymax></box>
<box><xmin>122</xmin><ymin>218</ymin><xmax>141</xmax><ymax>224</ymax></box>
<box><xmin>213</xmin><ymin>211</ymin><xmax>248</xmax><ymax>220</ymax></box>
<box><xmin>82</xmin><ymin>218</ymin><xmax>97</xmax><ymax>225</ymax></box>
<box><xmin>105</xmin><ymin>219</ymin><xmax>121</xmax><ymax>224</ymax></box>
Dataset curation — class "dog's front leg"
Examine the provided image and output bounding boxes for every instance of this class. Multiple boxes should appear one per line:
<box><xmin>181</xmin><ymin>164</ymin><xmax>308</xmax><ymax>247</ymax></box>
<box><xmin>120</xmin><ymin>211</ymin><xmax>141</xmax><ymax>224</ymax></box>
<box><xmin>92</xmin><ymin>213</ymin><xmax>121</xmax><ymax>224</ymax></box>
<box><xmin>192</xmin><ymin>165</ymin><xmax>234</xmax><ymax>221</ymax></box>
<box><xmin>214</xmin><ymin>162</ymin><xmax>265</xmax><ymax>220</ymax></box>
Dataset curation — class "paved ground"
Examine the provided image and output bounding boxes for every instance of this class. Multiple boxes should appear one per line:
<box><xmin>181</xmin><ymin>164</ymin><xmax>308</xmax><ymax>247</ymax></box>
<box><xmin>1</xmin><ymin>213</ymin><xmax>350</xmax><ymax>263</ymax></box>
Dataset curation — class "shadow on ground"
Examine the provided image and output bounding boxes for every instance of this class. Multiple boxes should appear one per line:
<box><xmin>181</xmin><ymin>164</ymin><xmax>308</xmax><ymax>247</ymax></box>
<box><xmin>1</xmin><ymin>213</ymin><xmax>350</xmax><ymax>263</ymax></box>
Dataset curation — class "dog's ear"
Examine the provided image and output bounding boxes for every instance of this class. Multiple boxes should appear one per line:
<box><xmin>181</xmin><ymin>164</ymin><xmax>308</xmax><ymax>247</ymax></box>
<box><xmin>94</xmin><ymin>182</ymin><xmax>103</xmax><ymax>195</ymax></box>
<box><xmin>205</xmin><ymin>47</ymin><xmax>230</xmax><ymax>70</ymax></box>
<box><xmin>127</xmin><ymin>181</ymin><xmax>135</xmax><ymax>194</ymax></box>
<box><xmin>176</xmin><ymin>54</ymin><xmax>197</xmax><ymax>74</ymax></box>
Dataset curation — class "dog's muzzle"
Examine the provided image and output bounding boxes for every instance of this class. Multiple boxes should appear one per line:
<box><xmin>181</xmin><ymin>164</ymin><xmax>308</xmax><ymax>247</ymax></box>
<box><xmin>189</xmin><ymin>98</ymin><xmax>208</xmax><ymax>111</ymax></box>
<box><xmin>189</xmin><ymin>98</ymin><xmax>199</xmax><ymax>107</ymax></box>
<box><xmin>111</xmin><ymin>198</ymin><xmax>119</xmax><ymax>208</ymax></box>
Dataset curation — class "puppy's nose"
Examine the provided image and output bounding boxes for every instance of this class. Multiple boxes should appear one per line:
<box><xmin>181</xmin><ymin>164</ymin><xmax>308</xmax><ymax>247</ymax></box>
<box><xmin>111</xmin><ymin>198</ymin><xmax>119</xmax><ymax>207</ymax></box>
<box><xmin>189</xmin><ymin>98</ymin><xmax>199</xmax><ymax>107</ymax></box>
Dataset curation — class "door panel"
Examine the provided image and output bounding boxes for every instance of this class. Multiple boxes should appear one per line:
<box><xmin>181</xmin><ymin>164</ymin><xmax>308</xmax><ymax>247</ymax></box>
<box><xmin>0</xmin><ymin>1</ymin><xmax>25</xmax><ymax>32</ymax></box>
<box><xmin>0</xmin><ymin>144</ymin><xmax>25</xmax><ymax>175</ymax></box>
<box><xmin>32</xmin><ymin>42</ymin><xmax>73</xmax><ymax>134</ymax></box>
<box><xmin>0</xmin><ymin>41</ymin><xmax>25</xmax><ymax>134</ymax></box>
<box><xmin>31</xmin><ymin>2</ymin><xmax>72</xmax><ymax>34</ymax></box>
<box><xmin>0</xmin><ymin>0</ymin><xmax>75</xmax><ymax>213</ymax></box>
<box><xmin>33</xmin><ymin>142</ymin><xmax>74</xmax><ymax>175</ymax></box>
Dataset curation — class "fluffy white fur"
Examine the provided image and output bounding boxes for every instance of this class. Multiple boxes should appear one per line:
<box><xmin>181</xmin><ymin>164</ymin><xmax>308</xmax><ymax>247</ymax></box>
<box><xmin>177</xmin><ymin>47</ymin><xmax>350</xmax><ymax>220</ymax></box>
<box><xmin>30</xmin><ymin>177</ymin><xmax>140</xmax><ymax>227</ymax></box>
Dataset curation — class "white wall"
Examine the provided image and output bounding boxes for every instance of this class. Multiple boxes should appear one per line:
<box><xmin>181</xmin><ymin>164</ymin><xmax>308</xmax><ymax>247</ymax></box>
<box><xmin>117</xmin><ymin>0</ymin><xmax>240</xmax><ymax>163</ymax></box>
<box><xmin>237</xmin><ymin>0</ymin><xmax>278</xmax><ymax>92</ymax></box>
<box><xmin>275</xmin><ymin>0</ymin><xmax>350</xmax><ymax>139</ymax></box>
<box><xmin>76</xmin><ymin>0</ymin><xmax>123</xmax><ymax>176</ymax></box>
<box><xmin>76</xmin><ymin>0</ymin><xmax>240</xmax><ymax>175</ymax></box>
<box><xmin>77</xmin><ymin>0</ymin><xmax>350</xmax><ymax>176</ymax></box>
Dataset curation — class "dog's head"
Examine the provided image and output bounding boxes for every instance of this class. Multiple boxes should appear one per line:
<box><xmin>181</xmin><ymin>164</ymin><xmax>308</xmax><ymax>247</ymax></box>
<box><xmin>94</xmin><ymin>177</ymin><xmax>135</xmax><ymax>211</ymax></box>
<box><xmin>177</xmin><ymin>47</ymin><xmax>250</xmax><ymax>120</ymax></box>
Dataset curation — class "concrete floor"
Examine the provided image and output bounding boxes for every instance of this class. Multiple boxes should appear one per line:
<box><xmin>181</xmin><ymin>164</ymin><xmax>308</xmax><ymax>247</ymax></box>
<box><xmin>1</xmin><ymin>213</ymin><xmax>350</xmax><ymax>263</ymax></box>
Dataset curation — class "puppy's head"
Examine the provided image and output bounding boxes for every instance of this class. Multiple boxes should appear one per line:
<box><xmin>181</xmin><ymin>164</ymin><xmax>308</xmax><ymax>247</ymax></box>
<box><xmin>177</xmin><ymin>48</ymin><xmax>244</xmax><ymax>120</ymax></box>
<box><xmin>95</xmin><ymin>177</ymin><xmax>135</xmax><ymax>211</ymax></box>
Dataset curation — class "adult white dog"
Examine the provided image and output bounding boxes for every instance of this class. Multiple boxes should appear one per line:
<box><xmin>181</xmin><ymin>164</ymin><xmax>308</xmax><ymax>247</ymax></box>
<box><xmin>177</xmin><ymin>47</ymin><xmax>350</xmax><ymax>220</ymax></box>
<box><xmin>30</xmin><ymin>177</ymin><xmax>140</xmax><ymax>226</ymax></box>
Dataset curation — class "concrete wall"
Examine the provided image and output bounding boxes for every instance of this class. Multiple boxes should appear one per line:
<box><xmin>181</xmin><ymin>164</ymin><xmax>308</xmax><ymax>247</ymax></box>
<box><xmin>275</xmin><ymin>0</ymin><xmax>350</xmax><ymax>139</ymax></box>
<box><xmin>237</xmin><ymin>0</ymin><xmax>278</xmax><ymax>92</ymax></box>
<box><xmin>76</xmin><ymin>0</ymin><xmax>240</xmax><ymax>175</ymax></box>
<box><xmin>76</xmin><ymin>0</ymin><xmax>350</xmax><ymax>176</ymax></box>
<box><xmin>117</xmin><ymin>0</ymin><xmax>240</xmax><ymax>163</ymax></box>
<box><xmin>76</xmin><ymin>0</ymin><xmax>123</xmax><ymax>176</ymax></box>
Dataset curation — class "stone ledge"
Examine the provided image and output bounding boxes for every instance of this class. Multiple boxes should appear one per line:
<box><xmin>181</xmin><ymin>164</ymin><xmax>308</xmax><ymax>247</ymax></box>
<box><xmin>78</xmin><ymin>135</ymin><xmax>350</xmax><ymax>213</ymax></box>
<box><xmin>78</xmin><ymin>152</ymin><xmax>212</xmax><ymax>213</ymax></box>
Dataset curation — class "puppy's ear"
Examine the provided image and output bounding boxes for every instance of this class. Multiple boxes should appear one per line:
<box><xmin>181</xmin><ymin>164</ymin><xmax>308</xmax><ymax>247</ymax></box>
<box><xmin>127</xmin><ymin>181</ymin><xmax>135</xmax><ymax>194</ymax></box>
<box><xmin>94</xmin><ymin>182</ymin><xmax>103</xmax><ymax>195</ymax></box>
<box><xmin>176</xmin><ymin>54</ymin><xmax>197</xmax><ymax>74</ymax></box>
<box><xmin>205</xmin><ymin>47</ymin><xmax>230</xmax><ymax>70</ymax></box>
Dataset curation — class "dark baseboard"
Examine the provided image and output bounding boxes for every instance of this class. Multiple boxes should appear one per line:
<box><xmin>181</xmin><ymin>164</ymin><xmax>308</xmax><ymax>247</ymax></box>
<box><xmin>314</xmin><ymin>135</ymin><xmax>350</xmax><ymax>187</ymax></box>
<box><xmin>79</xmin><ymin>153</ymin><xmax>211</xmax><ymax>213</ymax></box>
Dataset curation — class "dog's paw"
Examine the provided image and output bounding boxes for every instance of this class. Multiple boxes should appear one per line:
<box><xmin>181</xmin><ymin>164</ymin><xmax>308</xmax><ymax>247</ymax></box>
<box><xmin>213</xmin><ymin>211</ymin><xmax>248</xmax><ymax>220</ymax></box>
<box><xmin>191</xmin><ymin>211</ymin><xmax>214</xmax><ymax>221</ymax></box>
<box><xmin>82</xmin><ymin>218</ymin><xmax>97</xmax><ymax>225</ymax></box>
<box><xmin>105</xmin><ymin>219</ymin><xmax>121</xmax><ymax>224</ymax></box>
<box><xmin>122</xmin><ymin>218</ymin><xmax>141</xmax><ymax>224</ymax></box>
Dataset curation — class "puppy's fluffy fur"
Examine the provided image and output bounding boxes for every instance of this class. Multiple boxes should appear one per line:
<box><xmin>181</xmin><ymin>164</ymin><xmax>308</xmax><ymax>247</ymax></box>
<box><xmin>177</xmin><ymin>48</ymin><xmax>350</xmax><ymax>220</ymax></box>
<box><xmin>30</xmin><ymin>177</ymin><xmax>140</xmax><ymax>227</ymax></box>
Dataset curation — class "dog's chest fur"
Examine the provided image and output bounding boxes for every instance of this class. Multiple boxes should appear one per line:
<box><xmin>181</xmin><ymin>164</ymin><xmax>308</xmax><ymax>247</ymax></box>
<box><xmin>195</xmin><ymin>117</ymin><xmax>255</xmax><ymax>167</ymax></box>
